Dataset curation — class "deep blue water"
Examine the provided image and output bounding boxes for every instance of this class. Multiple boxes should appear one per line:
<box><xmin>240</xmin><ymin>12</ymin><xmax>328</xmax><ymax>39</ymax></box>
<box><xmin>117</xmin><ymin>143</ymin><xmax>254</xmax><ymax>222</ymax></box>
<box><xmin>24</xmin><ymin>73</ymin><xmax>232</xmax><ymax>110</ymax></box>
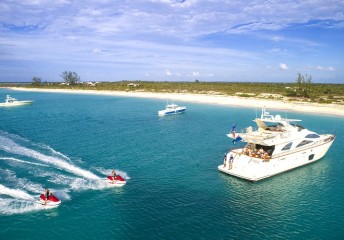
<box><xmin>0</xmin><ymin>88</ymin><xmax>344</xmax><ymax>240</ymax></box>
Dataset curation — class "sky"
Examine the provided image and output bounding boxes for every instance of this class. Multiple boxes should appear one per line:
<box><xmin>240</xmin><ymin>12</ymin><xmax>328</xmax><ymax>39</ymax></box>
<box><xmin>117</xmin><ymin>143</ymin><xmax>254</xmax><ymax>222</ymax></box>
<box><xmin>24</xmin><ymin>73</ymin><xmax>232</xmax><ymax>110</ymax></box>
<box><xmin>0</xmin><ymin>0</ymin><xmax>343</xmax><ymax>83</ymax></box>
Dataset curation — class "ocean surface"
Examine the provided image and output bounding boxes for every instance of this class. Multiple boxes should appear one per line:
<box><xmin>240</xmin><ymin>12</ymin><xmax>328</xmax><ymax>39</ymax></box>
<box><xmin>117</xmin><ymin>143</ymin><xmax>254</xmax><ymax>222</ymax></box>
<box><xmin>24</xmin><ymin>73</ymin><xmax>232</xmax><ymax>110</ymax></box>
<box><xmin>0</xmin><ymin>88</ymin><xmax>343</xmax><ymax>240</ymax></box>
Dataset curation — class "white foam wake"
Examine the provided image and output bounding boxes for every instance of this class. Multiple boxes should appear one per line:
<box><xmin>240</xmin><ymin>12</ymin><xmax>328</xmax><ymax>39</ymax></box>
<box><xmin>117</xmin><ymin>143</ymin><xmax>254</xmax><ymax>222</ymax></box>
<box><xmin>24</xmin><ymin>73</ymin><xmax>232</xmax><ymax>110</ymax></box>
<box><xmin>0</xmin><ymin>184</ymin><xmax>35</xmax><ymax>201</ymax></box>
<box><xmin>0</xmin><ymin>169</ymin><xmax>43</xmax><ymax>194</ymax></box>
<box><xmin>0</xmin><ymin>157</ymin><xmax>49</xmax><ymax>167</ymax></box>
<box><xmin>0</xmin><ymin>135</ymin><xmax>100</xmax><ymax>180</ymax></box>
<box><xmin>93</xmin><ymin>167</ymin><xmax>131</xmax><ymax>180</ymax></box>
<box><xmin>37</xmin><ymin>143</ymin><xmax>73</xmax><ymax>163</ymax></box>
<box><xmin>0</xmin><ymin>198</ymin><xmax>57</xmax><ymax>215</ymax></box>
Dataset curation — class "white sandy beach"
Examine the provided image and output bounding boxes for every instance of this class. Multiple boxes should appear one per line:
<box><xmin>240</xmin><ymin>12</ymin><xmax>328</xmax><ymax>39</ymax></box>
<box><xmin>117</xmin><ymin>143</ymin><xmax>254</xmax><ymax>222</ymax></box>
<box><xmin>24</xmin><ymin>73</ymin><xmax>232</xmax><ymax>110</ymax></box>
<box><xmin>6</xmin><ymin>87</ymin><xmax>344</xmax><ymax>117</ymax></box>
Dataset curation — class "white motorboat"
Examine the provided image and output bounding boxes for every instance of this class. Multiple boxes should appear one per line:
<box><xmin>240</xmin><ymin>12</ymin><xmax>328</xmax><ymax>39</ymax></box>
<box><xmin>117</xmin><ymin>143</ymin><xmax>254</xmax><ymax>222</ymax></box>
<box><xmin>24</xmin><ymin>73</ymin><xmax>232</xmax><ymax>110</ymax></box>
<box><xmin>219</xmin><ymin>107</ymin><xmax>335</xmax><ymax>181</ymax></box>
<box><xmin>158</xmin><ymin>102</ymin><xmax>186</xmax><ymax>116</ymax></box>
<box><xmin>0</xmin><ymin>95</ymin><xmax>33</xmax><ymax>107</ymax></box>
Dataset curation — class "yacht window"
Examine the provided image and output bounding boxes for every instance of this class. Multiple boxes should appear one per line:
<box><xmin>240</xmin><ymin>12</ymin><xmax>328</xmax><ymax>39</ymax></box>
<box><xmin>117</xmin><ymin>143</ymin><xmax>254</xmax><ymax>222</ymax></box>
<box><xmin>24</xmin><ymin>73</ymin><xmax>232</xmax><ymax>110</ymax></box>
<box><xmin>262</xmin><ymin>122</ymin><xmax>276</xmax><ymax>128</ymax></box>
<box><xmin>263</xmin><ymin>122</ymin><xmax>284</xmax><ymax>130</ymax></box>
<box><xmin>305</xmin><ymin>134</ymin><xmax>320</xmax><ymax>138</ymax></box>
<box><xmin>291</xmin><ymin>123</ymin><xmax>305</xmax><ymax>129</ymax></box>
<box><xmin>282</xmin><ymin>142</ymin><xmax>292</xmax><ymax>151</ymax></box>
<box><xmin>296</xmin><ymin>140</ymin><xmax>313</xmax><ymax>148</ymax></box>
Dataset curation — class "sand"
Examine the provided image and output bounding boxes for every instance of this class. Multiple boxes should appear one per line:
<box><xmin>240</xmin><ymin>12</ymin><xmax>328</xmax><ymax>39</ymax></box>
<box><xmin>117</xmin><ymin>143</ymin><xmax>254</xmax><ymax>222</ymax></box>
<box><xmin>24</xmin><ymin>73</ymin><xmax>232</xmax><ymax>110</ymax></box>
<box><xmin>6</xmin><ymin>87</ymin><xmax>344</xmax><ymax>117</ymax></box>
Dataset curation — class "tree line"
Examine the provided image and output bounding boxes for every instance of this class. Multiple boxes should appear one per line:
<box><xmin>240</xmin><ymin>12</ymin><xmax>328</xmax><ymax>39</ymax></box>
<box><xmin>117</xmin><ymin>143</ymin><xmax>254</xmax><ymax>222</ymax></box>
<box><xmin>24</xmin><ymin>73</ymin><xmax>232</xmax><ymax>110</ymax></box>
<box><xmin>32</xmin><ymin>71</ymin><xmax>80</xmax><ymax>86</ymax></box>
<box><xmin>29</xmin><ymin>72</ymin><xmax>344</xmax><ymax>103</ymax></box>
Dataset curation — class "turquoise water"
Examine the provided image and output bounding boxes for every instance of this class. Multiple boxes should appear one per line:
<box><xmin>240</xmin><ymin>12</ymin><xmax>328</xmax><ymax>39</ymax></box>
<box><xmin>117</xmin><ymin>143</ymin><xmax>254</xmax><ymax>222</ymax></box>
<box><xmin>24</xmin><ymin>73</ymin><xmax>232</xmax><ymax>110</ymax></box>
<box><xmin>1</xmin><ymin>88</ymin><xmax>344</xmax><ymax>240</ymax></box>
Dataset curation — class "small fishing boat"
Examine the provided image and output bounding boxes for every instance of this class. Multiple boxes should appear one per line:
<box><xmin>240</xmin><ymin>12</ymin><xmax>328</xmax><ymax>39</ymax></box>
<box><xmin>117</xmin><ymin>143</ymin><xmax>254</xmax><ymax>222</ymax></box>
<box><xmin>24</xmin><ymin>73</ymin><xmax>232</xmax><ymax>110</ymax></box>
<box><xmin>0</xmin><ymin>95</ymin><xmax>33</xmax><ymax>107</ymax></box>
<box><xmin>158</xmin><ymin>101</ymin><xmax>186</xmax><ymax>116</ymax></box>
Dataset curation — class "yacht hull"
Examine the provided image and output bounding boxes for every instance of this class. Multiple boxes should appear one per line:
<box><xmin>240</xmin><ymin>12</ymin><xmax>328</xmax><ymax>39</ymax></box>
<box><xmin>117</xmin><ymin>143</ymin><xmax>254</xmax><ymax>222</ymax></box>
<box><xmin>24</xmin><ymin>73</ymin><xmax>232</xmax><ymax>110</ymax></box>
<box><xmin>218</xmin><ymin>136</ymin><xmax>335</xmax><ymax>181</ymax></box>
<box><xmin>0</xmin><ymin>101</ymin><xmax>33</xmax><ymax>107</ymax></box>
<box><xmin>158</xmin><ymin>107</ymin><xmax>186</xmax><ymax>116</ymax></box>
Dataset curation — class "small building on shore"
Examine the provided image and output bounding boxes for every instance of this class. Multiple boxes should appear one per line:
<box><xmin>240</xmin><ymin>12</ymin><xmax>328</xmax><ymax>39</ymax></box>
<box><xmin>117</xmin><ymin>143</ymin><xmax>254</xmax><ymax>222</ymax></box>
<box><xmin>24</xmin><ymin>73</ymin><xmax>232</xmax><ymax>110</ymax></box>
<box><xmin>128</xmin><ymin>83</ymin><xmax>140</xmax><ymax>87</ymax></box>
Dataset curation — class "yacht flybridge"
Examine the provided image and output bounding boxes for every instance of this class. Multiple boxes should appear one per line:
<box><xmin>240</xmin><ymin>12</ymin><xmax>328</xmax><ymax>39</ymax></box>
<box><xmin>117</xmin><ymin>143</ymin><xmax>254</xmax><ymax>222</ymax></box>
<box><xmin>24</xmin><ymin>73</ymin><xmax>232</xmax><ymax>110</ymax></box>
<box><xmin>218</xmin><ymin>108</ymin><xmax>335</xmax><ymax>181</ymax></box>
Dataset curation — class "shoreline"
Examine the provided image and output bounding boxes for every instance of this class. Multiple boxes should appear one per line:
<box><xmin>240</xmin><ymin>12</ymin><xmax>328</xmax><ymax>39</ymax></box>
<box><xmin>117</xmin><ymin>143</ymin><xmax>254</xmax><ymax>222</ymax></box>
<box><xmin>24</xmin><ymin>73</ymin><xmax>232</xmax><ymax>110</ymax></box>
<box><xmin>6</xmin><ymin>87</ymin><xmax>344</xmax><ymax>117</ymax></box>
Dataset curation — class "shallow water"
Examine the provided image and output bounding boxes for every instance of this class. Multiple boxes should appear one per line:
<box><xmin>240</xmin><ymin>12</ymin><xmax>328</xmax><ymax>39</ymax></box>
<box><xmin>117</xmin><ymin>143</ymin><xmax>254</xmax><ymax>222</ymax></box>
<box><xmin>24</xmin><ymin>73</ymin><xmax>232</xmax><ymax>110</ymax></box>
<box><xmin>0</xmin><ymin>88</ymin><xmax>343</xmax><ymax>239</ymax></box>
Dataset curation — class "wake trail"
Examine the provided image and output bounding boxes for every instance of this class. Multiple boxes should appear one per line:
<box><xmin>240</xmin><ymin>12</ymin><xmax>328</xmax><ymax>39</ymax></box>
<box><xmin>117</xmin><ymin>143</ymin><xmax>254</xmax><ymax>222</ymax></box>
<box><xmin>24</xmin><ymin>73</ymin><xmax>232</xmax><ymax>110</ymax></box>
<box><xmin>0</xmin><ymin>168</ymin><xmax>44</xmax><ymax>194</ymax></box>
<box><xmin>0</xmin><ymin>184</ymin><xmax>35</xmax><ymax>201</ymax></box>
<box><xmin>0</xmin><ymin>157</ymin><xmax>50</xmax><ymax>167</ymax></box>
<box><xmin>37</xmin><ymin>143</ymin><xmax>73</xmax><ymax>163</ymax></box>
<box><xmin>0</xmin><ymin>135</ymin><xmax>100</xmax><ymax>180</ymax></box>
<box><xmin>0</xmin><ymin>184</ymin><xmax>47</xmax><ymax>215</ymax></box>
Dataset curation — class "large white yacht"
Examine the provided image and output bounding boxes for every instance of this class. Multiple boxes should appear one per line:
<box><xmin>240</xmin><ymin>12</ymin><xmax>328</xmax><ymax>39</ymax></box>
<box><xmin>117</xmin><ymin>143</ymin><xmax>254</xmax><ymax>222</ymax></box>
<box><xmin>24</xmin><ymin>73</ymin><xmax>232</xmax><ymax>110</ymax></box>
<box><xmin>218</xmin><ymin>108</ymin><xmax>335</xmax><ymax>181</ymax></box>
<box><xmin>0</xmin><ymin>95</ymin><xmax>33</xmax><ymax>107</ymax></box>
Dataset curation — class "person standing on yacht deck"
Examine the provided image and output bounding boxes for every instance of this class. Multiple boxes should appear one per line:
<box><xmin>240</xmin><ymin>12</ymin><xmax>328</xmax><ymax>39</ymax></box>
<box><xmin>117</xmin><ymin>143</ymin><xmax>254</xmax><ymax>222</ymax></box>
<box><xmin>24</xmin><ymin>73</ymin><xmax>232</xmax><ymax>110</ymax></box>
<box><xmin>229</xmin><ymin>154</ymin><xmax>234</xmax><ymax>170</ymax></box>
<box><xmin>258</xmin><ymin>147</ymin><xmax>265</xmax><ymax>158</ymax></box>
<box><xmin>223</xmin><ymin>153</ymin><xmax>227</xmax><ymax>168</ymax></box>
<box><xmin>231</xmin><ymin>124</ymin><xmax>236</xmax><ymax>138</ymax></box>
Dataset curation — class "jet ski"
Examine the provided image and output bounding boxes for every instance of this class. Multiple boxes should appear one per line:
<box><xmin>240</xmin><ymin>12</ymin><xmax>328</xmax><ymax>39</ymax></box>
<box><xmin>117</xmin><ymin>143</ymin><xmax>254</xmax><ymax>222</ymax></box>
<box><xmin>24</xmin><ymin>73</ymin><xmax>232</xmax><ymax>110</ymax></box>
<box><xmin>106</xmin><ymin>175</ymin><xmax>126</xmax><ymax>187</ymax></box>
<box><xmin>36</xmin><ymin>194</ymin><xmax>61</xmax><ymax>206</ymax></box>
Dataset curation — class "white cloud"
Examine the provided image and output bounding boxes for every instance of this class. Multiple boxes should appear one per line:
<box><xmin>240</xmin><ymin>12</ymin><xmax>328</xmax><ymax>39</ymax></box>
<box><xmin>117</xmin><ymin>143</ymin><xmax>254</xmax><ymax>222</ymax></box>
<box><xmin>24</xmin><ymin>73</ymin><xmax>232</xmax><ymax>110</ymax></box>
<box><xmin>279</xmin><ymin>63</ymin><xmax>289</xmax><ymax>71</ymax></box>
<box><xmin>317</xmin><ymin>66</ymin><xmax>335</xmax><ymax>71</ymax></box>
<box><xmin>228</xmin><ymin>22</ymin><xmax>288</xmax><ymax>34</ymax></box>
<box><xmin>92</xmin><ymin>48</ymin><xmax>101</xmax><ymax>54</ymax></box>
<box><xmin>192</xmin><ymin>71</ymin><xmax>199</xmax><ymax>77</ymax></box>
<box><xmin>150</xmin><ymin>0</ymin><xmax>197</xmax><ymax>7</ymax></box>
<box><xmin>0</xmin><ymin>0</ymin><xmax>343</xmax><ymax>82</ymax></box>
<box><xmin>165</xmin><ymin>69</ymin><xmax>172</xmax><ymax>76</ymax></box>
<box><xmin>271</xmin><ymin>36</ymin><xmax>285</xmax><ymax>42</ymax></box>
<box><xmin>2</xmin><ymin>0</ymin><xmax>344</xmax><ymax>39</ymax></box>
<box><xmin>268</xmin><ymin>48</ymin><xmax>285</xmax><ymax>53</ymax></box>
<box><xmin>164</xmin><ymin>69</ymin><xmax>181</xmax><ymax>77</ymax></box>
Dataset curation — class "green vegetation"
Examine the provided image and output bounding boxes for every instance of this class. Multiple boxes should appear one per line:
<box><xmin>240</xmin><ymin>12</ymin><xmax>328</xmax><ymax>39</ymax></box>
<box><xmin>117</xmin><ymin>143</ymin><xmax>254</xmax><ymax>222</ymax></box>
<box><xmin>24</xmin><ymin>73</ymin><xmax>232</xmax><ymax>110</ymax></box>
<box><xmin>60</xmin><ymin>71</ymin><xmax>80</xmax><ymax>85</ymax></box>
<box><xmin>1</xmin><ymin>73</ymin><xmax>343</xmax><ymax>105</ymax></box>
<box><xmin>286</xmin><ymin>73</ymin><xmax>313</xmax><ymax>98</ymax></box>
<box><xmin>21</xmin><ymin>80</ymin><xmax>344</xmax><ymax>104</ymax></box>
<box><xmin>32</xmin><ymin>76</ymin><xmax>42</xmax><ymax>86</ymax></box>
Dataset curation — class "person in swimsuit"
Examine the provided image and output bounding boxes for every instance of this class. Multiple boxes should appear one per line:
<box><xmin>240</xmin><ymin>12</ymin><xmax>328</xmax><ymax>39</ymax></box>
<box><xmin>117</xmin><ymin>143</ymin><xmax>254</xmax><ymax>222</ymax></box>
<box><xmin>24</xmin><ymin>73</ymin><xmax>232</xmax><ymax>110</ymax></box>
<box><xmin>111</xmin><ymin>170</ymin><xmax>117</xmax><ymax>183</ymax></box>
<box><xmin>43</xmin><ymin>188</ymin><xmax>52</xmax><ymax>205</ymax></box>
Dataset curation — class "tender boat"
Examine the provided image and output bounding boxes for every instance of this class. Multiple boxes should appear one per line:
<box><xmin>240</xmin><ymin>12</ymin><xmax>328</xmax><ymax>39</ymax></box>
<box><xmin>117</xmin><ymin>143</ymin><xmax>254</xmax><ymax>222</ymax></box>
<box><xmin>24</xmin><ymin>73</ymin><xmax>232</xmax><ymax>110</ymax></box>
<box><xmin>0</xmin><ymin>95</ymin><xmax>33</xmax><ymax>107</ymax></box>
<box><xmin>218</xmin><ymin>107</ymin><xmax>335</xmax><ymax>181</ymax></box>
<box><xmin>158</xmin><ymin>102</ymin><xmax>186</xmax><ymax>116</ymax></box>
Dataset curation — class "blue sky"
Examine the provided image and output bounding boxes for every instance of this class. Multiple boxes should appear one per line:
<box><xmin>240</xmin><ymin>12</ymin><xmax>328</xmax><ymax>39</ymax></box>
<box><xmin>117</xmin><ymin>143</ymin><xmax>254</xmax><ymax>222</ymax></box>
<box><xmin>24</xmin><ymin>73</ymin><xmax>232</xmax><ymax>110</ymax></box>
<box><xmin>0</xmin><ymin>0</ymin><xmax>343</xmax><ymax>83</ymax></box>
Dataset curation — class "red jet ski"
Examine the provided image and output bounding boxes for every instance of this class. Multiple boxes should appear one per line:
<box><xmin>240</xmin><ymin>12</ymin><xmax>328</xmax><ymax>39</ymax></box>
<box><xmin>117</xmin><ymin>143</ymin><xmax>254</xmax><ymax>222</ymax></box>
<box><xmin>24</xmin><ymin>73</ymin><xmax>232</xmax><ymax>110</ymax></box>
<box><xmin>36</xmin><ymin>194</ymin><xmax>61</xmax><ymax>206</ymax></box>
<box><xmin>106</xmin><ymin>175</ymin><xmax>126</xmax><ymax>187</ymax></box>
